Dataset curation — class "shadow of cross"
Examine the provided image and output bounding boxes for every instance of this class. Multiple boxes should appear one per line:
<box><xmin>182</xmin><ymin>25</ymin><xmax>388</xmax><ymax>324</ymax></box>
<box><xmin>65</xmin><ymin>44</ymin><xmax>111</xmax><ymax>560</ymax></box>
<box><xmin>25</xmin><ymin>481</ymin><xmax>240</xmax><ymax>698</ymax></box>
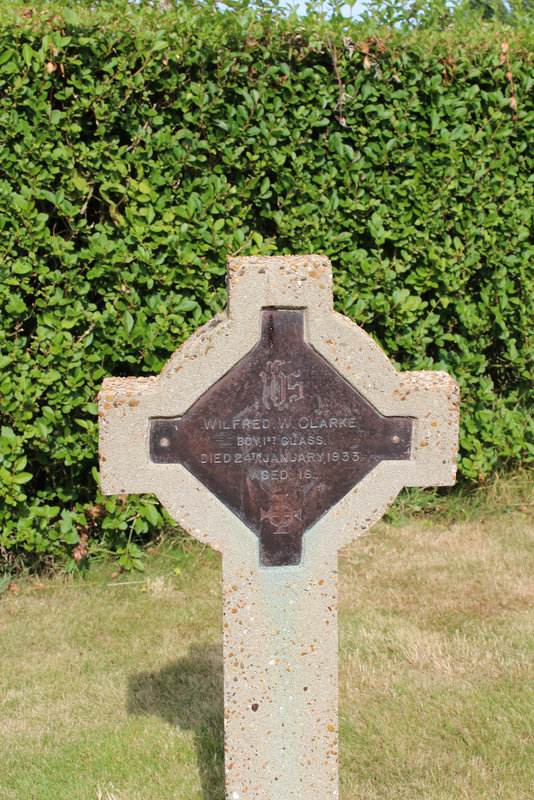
<box><xmin>127</xmin><ymin>644</ymin><xmax>225</xmax><ymax>800</ymax></box>
<box><xmin>150</xmin><ymin>310</ymin><xmax>413</xmax><ymax>567</ymax></box>
<box><xmin>99</xmin><ymin>255</ymin><xmax>459</xmax><ymax>800</ymax></box>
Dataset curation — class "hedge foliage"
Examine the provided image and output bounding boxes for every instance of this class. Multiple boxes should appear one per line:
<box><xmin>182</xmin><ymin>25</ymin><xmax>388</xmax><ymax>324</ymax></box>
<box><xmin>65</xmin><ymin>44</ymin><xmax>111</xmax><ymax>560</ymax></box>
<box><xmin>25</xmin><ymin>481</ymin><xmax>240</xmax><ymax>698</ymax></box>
<box><xmin>1</xmin><ymin>1</ymin><xmax>533</xmax><ymax>569</ymax></box>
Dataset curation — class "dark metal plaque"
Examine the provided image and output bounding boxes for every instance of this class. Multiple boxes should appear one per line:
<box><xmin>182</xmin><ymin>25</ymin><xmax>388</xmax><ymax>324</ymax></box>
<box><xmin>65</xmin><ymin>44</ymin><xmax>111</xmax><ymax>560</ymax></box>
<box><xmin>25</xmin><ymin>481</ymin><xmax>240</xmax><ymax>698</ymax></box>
<box><xmin>150</xmin><ymin>310</ymin><xmax>412</xmax><ymax>567</ymax></box>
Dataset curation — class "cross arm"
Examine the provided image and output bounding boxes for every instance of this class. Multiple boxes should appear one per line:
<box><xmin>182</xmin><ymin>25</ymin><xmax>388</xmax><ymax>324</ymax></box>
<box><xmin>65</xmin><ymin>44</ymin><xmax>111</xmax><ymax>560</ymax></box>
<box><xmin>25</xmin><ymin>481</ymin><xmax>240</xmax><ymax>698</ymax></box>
<box><xmin>98</xmin><ymin>376</ymin><xmax>160</xmax><ymax>497</ymax></box>
<box><xmin>396</xmin><ymin>369</ymin><xmax>460</xmax><ymax>489</ymax></box>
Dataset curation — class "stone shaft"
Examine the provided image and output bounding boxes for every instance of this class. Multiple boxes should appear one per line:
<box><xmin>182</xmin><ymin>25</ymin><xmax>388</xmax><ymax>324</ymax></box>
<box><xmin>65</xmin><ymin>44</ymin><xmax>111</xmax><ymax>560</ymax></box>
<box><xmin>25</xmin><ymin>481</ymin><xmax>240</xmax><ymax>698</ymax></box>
<box><xmin>222</xmin><ymin>553</ymin><xmax>339</xmax><ymax>799</ymax></box>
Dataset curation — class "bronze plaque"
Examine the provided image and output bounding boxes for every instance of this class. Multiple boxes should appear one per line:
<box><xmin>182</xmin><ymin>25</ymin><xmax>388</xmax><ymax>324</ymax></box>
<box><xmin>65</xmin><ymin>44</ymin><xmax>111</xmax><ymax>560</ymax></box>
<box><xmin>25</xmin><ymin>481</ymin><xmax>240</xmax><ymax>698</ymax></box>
<box><xmin>150</xmin><ymin>310</ymin><xmax>412</xmax><ymax>566</ymax></box>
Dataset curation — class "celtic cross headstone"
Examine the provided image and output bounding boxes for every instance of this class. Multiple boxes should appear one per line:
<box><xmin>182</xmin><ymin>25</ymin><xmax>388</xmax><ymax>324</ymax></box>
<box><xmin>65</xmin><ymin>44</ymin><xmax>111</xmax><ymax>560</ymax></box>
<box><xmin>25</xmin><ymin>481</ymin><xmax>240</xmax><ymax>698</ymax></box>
<box><xmin>99</xmin><ymin>255</ymin><xmax>459</xmax><ymax>799</ymax></box>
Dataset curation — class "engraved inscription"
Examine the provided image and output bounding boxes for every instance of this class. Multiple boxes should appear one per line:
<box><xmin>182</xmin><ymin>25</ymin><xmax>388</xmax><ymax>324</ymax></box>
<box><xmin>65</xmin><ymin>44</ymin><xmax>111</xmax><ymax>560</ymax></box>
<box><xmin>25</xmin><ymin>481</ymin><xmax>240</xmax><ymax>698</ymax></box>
<box><xmin>150</xmin><ymin>310</ymin><xmax>413</xmax><ymax>567</ymax></box>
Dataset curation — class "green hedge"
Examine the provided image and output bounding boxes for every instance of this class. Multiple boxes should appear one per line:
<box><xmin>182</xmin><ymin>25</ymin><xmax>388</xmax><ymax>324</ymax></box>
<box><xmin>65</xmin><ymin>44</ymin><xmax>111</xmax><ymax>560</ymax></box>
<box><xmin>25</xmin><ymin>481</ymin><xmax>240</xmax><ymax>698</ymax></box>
<box><xmin>1</xmin><ymin>1</ymin><xmax>533</xmax><ymax>568</ymax></box>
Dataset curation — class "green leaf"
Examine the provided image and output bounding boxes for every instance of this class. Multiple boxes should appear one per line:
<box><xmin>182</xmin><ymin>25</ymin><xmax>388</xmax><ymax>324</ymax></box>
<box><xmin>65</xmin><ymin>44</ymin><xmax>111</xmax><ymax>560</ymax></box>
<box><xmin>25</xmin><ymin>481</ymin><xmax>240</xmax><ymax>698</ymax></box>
<box><xmin>124</xmin><ymin>311</ymin><xmax>134</xmax><ymax>333</ymax></box>
<box><xmin>13</xmin><ymin>472</ymin><xmax>33</xmax><ymax>485</ymax></box>
<box><xmin>175</xmin><ymin>297</ymin><xmax>198</xmax><ymax>313</ymax></box>
<box><xmin>22</xmin><ymin>43</ymin><xmax>33</xmax><ymax>67</ymax></box>
<box><xmin>143</xmin><ymin>503</ymin><xmax>160</xmax><ymax>526</ymax></box>
<box><xmin>63</xmin><ymin>8</ymin><xmax>80</xmax><ymax>24</ymax></box>
<box><xmin>72</xmin><ymin>175</ymin><xmax>89</xmax><ymax>193</ymax></box>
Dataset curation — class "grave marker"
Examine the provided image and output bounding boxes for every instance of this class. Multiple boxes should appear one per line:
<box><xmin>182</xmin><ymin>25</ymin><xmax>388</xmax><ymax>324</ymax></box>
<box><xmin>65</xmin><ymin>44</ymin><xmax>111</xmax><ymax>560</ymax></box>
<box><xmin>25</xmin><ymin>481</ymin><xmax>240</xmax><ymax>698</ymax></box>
<box><xmin>99</xmin><ymin>255</ymin><xmax>459</xmax><ymax>799</ymax></box>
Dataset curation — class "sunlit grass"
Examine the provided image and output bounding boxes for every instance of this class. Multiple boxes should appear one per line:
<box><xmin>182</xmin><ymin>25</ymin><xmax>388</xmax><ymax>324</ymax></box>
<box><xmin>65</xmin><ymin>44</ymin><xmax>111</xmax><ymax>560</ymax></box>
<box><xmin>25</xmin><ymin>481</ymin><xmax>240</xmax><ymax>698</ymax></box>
<box><xmin>1</xmin><ymin>475</ymin><xmax>532</xmax><ymax>799</ymax></box>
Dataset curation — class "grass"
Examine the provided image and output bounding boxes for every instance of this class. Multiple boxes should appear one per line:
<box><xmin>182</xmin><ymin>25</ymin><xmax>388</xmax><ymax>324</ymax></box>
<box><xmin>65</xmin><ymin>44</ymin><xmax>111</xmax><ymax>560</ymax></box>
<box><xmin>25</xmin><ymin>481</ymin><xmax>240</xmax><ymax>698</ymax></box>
<box><xmin>1</xmin><ymin>475</ymin><xmax>533</xmax><ymax>799</ymax></box>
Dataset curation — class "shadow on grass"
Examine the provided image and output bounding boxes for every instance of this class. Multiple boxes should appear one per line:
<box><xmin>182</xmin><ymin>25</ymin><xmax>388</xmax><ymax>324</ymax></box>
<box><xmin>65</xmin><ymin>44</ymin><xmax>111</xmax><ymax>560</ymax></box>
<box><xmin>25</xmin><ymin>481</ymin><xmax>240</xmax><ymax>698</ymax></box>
<box><xmin>127</xmin><ymin>643</ymin><xmax>225</xmax><ymax>800</ymax></box>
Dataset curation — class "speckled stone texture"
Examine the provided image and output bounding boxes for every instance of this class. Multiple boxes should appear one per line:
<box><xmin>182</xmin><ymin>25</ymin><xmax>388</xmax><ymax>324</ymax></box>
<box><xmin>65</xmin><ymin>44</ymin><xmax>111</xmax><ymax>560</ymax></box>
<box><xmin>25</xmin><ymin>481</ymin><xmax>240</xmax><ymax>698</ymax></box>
<box><xmin>98</xmin><ymin>255</ymin><xmax>459</xmax><ymax>799</ymax></box>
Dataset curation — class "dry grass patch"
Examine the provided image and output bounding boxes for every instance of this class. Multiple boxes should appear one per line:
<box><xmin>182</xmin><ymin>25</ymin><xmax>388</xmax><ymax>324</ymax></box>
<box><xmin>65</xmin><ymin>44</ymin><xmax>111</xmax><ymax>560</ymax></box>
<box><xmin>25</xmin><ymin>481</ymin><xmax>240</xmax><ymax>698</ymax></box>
<box><xmin>338</xmin><ymin>506</ymin><xmax>534</xmax><ymax>799</ymax></box>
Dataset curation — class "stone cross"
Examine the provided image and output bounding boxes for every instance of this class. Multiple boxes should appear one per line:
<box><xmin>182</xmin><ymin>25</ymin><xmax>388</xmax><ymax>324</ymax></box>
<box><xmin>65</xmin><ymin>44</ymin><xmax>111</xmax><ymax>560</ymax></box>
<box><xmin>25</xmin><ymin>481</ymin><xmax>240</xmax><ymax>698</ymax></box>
<box><xmin>98</xmin><ymin>255</ymin><xmax>459</xmax><ymax>799</ymax></box>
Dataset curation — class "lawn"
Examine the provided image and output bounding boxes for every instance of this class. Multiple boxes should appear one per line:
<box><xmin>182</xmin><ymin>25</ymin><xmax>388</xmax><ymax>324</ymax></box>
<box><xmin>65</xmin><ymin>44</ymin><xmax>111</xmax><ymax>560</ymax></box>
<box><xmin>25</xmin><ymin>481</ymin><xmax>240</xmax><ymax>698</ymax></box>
<box><xmin>1</xmin><ymin>479</ymin><xmax>533</xmax><ymax>799</ymax></box>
